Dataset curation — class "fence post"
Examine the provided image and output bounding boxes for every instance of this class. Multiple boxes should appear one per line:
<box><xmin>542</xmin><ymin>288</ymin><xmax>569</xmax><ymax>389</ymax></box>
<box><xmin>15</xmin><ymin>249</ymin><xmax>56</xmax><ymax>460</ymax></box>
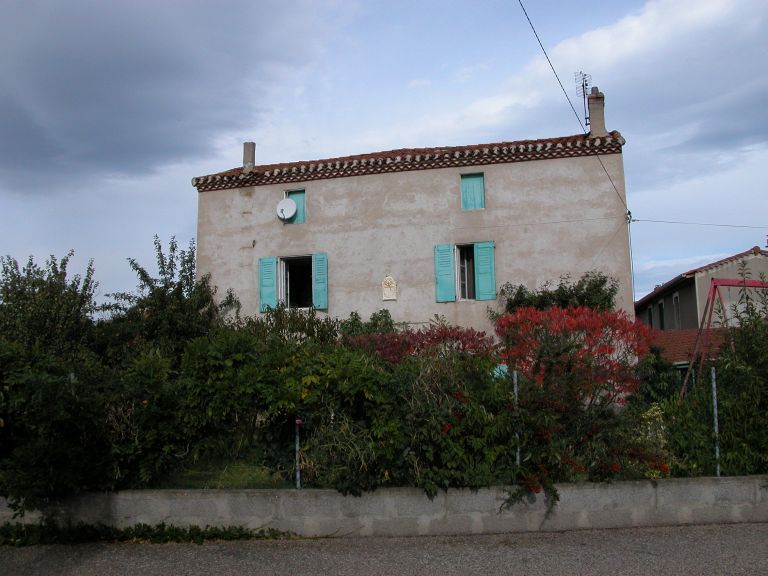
<box><xmin>295</xmin><ymin>418</ymin><xmax>302</xmax><ymax>489</ymax></box>
<box><xmin>514</xmin><ymin>370</ymin><xmax>521</xmax><ymax>467</ymax></box>
<box><xmin>710</xmin><ymin>367</ymin><xmax>720</xmax><ymax>477</ymax></box>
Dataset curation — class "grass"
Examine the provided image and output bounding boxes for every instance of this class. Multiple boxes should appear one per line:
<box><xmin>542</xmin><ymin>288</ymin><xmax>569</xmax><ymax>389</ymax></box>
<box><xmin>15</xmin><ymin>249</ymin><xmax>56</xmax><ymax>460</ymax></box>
<box><xmin>0</xmin><ymin>521</ymin><xmax>294</xmax><ymax>546</ymax></box>
<box><xmin>156</xmin><ymin>460</ymin><xmax>291</xmax><ymax>490</ymax></box>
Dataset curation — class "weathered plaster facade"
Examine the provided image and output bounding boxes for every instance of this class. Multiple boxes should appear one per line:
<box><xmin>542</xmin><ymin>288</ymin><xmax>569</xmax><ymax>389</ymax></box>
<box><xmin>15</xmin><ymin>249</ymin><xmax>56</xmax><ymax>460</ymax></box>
<box><xmin>194</xmin><ymin>89</ymin><xmax>633</xmax><ymax>332</ymax></box>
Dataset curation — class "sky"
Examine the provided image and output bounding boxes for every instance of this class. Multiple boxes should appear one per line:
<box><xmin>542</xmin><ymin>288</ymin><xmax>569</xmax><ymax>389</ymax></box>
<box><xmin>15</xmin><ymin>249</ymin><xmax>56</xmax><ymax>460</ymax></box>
<box><xmin>1</xmin><ymin>0</ymin><xmax>766</xmax><ymax>304</ymax></box>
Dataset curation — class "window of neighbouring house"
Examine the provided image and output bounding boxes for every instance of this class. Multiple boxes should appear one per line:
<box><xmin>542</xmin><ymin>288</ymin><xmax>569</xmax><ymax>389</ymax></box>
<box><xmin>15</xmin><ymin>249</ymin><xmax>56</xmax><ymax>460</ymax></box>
<box><xmin>286</xmin><ymin>190</ymin><xmax>306</xmax><ymax>224</ymax></box>
<box><xmin>434</xmin><ymin>242</ymin><xmax>495</xmax><ymax>302</ymax></box>
<box><xmin>259</xmin><ymin>252</ymin><xmax>327</xmax><ymax>311</ymax></box>
<box><xmin>673</xmin><ymin>292</ymin><xmax>680</xmax><ymax>329</ymax></box>
<box><xmin>460</xmin><ymin>173</ymin><xmax>485</xmax><ymax>210</ymax></box>
<box><xmin>647</xmin><ymin>307</ymin><xmax>653</xmax><ymax>328</ymax></box>
<box><xmin>658</xmin><ymin>300</ymin><xmax>665</xmax><ymax>330</ymax></box>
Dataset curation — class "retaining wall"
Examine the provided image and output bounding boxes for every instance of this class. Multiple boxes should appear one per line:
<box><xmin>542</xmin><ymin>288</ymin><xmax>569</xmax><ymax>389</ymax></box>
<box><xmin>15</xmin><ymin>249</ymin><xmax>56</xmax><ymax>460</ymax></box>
<box><xmin>2</xmin><ymin>476</ymin><xmax>767</xmax><ymax>537</ymax></box>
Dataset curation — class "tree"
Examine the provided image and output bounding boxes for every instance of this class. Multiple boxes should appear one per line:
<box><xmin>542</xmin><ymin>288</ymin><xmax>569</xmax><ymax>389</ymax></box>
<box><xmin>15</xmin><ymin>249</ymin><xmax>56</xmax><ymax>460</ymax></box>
<box><xmin>497</xmin><ymin>271</ymin><xmax>619</xmax><ymax>315</ymax></box>
<box><xmin>97</xmin><ymin>236</ymin><xmax>239</xmax><ymax>365</ymax></box>
<box><xmin>495</xmin><ymin>306</ymin><xmax>654</xmax><ymax>506</ymax></box>
<box><xmin>0</xmin><ymin>251</ymin><xmax>97</xmax><ymax>354</ymax></box>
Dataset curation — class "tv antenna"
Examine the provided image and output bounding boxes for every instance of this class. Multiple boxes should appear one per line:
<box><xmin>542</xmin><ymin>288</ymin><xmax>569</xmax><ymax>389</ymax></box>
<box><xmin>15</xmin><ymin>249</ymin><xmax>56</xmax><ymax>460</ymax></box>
<box><xmin>574</xmin><ymin>71</ymin><xmax>592</xmax><ymax>127</ymax></box>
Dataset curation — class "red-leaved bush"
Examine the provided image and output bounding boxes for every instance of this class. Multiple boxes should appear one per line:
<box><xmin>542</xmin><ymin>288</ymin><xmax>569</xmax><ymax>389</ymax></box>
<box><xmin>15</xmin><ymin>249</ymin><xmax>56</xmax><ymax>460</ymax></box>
<box><xmin>496</xmin><ymin>306</ymin><xmax>651</xmax><ymax>405</ymax></box>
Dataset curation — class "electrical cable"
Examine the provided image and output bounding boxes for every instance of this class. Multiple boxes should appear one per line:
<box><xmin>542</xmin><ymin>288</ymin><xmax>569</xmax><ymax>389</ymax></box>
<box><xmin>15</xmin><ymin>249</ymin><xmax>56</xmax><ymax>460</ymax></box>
<box><xmin>517</xmin><ymin>0</ymin><xmax>629</xmax><ymax>214</ymax></box>
<box><xmin>631</xmin><ymin>219</ymin><xmax>766</xmax><ymax>230</ymax></box>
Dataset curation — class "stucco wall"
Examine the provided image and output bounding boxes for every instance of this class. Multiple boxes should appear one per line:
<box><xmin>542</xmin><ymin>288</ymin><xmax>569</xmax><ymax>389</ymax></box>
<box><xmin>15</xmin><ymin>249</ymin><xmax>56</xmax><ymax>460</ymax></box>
<box><xmin>4</xmin><ymin>477</ymin><xmax>766</xmax><ymax>537</ymax></box>
<box><xmin>197</xmin><ymin>152</ymin><xmax>632</xmax><ymax>332</ymax></box>
<box><xmin>694</xmin><ymin>253</ymin><xmax>768</xmax><ymax>326</ymax></box>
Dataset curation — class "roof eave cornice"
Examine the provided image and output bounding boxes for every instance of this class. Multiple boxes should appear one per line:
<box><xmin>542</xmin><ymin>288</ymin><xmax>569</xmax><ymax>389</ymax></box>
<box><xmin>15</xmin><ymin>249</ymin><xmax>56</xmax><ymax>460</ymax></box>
<box><xmin>192</xmin><ymin>131</ymin><xmax>625</xmax><ymax>193</ymax></box>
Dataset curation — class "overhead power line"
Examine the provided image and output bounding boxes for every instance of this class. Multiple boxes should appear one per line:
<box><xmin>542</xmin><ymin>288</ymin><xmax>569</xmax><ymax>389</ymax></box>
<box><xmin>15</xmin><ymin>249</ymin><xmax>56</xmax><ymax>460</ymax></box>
<box><xmin>516</xmin><ymin>0</ymin><xmax>628</xmax><ymax>214</ymax></box>
<box><xmin>631</xmin><ymin>219</ymin><xmax>766</xmax><ymax>230</ymax></box>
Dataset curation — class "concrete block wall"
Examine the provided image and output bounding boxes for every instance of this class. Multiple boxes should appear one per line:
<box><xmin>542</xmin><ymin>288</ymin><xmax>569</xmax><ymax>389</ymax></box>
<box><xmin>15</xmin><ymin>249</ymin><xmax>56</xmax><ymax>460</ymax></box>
<box><xmin>2</xmin><ymin>476</ymin><xmax>766</xmax><ymax>537</ymax></box>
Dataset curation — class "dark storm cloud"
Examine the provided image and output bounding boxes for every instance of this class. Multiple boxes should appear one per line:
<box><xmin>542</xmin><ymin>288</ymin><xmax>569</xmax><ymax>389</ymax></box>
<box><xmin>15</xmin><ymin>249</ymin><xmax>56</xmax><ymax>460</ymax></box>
<box><xmin>0</xmin><ymin>0</ymin><xmax>340</xmax><ymax>192</ymax></box>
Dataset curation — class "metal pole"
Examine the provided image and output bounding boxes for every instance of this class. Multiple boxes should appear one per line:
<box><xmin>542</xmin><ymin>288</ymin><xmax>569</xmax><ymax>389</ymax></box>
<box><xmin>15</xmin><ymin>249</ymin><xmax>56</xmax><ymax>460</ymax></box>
<box><xmin>514</xmin><ymin>370</ymin><xmax>521</xmax><ymax>467</ymax></box>
<box><xmin>295</xmin><ymin>418</ymin><xmax>302</xmax><ymax>489</ymax></box>
<box><xmin>710</xmin><ymin>367</ymin><xmax>720</xmax><ymax>477</ymax></box>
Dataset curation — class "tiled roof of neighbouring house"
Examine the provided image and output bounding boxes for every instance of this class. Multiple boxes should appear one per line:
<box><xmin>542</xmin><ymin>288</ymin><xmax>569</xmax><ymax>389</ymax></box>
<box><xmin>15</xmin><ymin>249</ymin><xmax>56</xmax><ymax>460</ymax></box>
<box><xmin>192</xmin><ymin>131</ymin><xmax>625</xmax><ymax>193</ymax></box>
<box><xmin>651</xmin><ymin>328</ymin><xmax>727</xmax><ymax>365</ymax></box>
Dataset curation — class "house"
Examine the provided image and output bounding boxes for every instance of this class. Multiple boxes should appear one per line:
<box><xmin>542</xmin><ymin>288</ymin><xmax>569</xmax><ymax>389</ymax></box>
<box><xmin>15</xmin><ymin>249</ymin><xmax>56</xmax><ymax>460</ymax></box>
<box><xmin>635</xmin><ymin>246</ymin><xmax>768</xmax><ymax>330</ymax></box>
<box><xmin>192</xmin><ymin>87</ymin><xmax>633</xmax><ymax>332</ymax></box>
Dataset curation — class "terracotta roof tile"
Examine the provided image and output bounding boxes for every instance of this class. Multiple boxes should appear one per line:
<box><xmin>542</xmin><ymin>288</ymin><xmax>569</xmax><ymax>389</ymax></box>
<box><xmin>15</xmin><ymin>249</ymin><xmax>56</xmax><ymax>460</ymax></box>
<box><xmin>192</xmin><ymin>131</ymin><xmax>625</xmax><ymax>192</ymax></box>
<box><xmin>651</xmin><ymin>328</ymin><xmax>727</xmax><ymax>364</ymax></box>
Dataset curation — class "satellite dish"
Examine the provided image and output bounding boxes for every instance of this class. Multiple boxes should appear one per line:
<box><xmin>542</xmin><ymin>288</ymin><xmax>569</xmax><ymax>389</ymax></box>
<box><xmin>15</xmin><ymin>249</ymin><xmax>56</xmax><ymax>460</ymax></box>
<box><xmin>276</xmin><ymin>198</ymin><xmax>297</xmax><ymax>221</ymax></box>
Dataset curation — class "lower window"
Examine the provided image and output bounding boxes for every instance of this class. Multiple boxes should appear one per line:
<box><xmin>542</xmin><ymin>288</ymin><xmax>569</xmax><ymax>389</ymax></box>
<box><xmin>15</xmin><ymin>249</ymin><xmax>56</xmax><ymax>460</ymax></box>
<box><xmin>434</xmin><ymin>242</ymin><xmax>495</xmax><ymax>302</ymax></box>
<box><xmin>281</xmin><ymin>256</ymin><xmax>313</xmax><ymax>308</ymax></box>
<box><xmin>456</xmin><ymin>244</ymin><xmax>476</xmax><ymax>300</ymax></box>
<box><xmin>259</xmin><ymin>253</ymin><xmax>328</xmax><ymax>311</ymax></box>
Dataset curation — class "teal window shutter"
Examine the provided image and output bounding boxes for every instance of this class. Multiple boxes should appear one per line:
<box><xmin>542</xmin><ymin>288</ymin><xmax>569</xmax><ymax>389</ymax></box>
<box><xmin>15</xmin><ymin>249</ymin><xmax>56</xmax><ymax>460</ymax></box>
<box><xmin>461</xmin><ymin>174</ymin><xmax>485</xmax><ymax>210</ymax></box>
<box><xmin>259</xmin><ymin>257</ymin><xmax>277</xmax><ymax>312</ymax></box>
<box><xmin>287</xmin><ymin>190</ymin><xmax>306</xmax><ymax>224</ymax></box>
<box><xmin>434</xmin><ymin>244</ymin><xmax>456</xmax><ymax>302</ymax></box>
<box><xmin>474</xmin><ymin>241</ymin><xmax>496</xmax><ymax>301</ymax></box>
<box><xmin>312</xmin><ymin>252</ymin><xmax>328</xmax><ymax>310</ymax></box>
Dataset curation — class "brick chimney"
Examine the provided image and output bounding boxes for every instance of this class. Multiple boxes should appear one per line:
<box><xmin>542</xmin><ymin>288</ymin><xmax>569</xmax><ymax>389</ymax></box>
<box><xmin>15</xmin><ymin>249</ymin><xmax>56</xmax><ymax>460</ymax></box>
<box><xmin>243</xmin><ymin>142</ymin><xmax>255</xmax><ymax>173</ymax></box>
<box><xmin>587</xmin><ymin>87</ymin><xmax>608</xmax><ymax>137</ymax></box>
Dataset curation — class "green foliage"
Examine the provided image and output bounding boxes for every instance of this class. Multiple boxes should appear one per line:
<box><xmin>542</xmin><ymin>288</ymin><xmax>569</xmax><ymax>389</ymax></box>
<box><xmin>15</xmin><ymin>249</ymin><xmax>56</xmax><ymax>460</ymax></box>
<box><xmin>631</xmin><ymin>346</ymin><xmax>683</xmax><ymax>406</ymax></box>
<box><xmin>0</xmin><ymin>238</ymin><xmax>242</xmax><ymax>516</ymax></box>
<box><xmin>0</xmin><ymin>251</ymin><xmax>97</xmax><ymax>355</ymax></box>
<box><xmin>0</xmin><ymin>346</ymin><xmax>115</xmax><ymax>512</ymax></box>
<box><xmin>660</xmin><ymin>271</ymin><xmax>768</xmax><ymax>477</ymax></box>
<box><xmin>2</xmin><ymin>238</ymin><xmax>765</xmax><ymax>519</ymax></box>
<box><xmin>98</xmin><ymin>236</ymin><xmax>239</xmax><ymax>366</ymax></box>
<box><xmin>497</xmin><ymin>271</ymin><xmax>619</xmax><ymax>315</ymax></box>
<box><xmin>339</xmin><ymin>309</ymin><xmax>397</xmax><ymax>336</ymax></box>
<box><xmin>0</xmin><ymin>521</ymin><xmax>292</xmax><ymax>546</ymax></box>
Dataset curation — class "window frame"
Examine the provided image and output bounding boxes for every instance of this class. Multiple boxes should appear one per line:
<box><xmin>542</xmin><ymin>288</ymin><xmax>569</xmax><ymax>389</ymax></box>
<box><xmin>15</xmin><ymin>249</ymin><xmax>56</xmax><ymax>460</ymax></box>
<box><xmin>285</xmin><ymin>189</ymin><xmax>306</xmax><ymax>224</ymax></box>
<box><xmin>259</xmin><ymin>252</ymin><xmax>327</xmax><ymax>311</ymax></box>
<box><xmin>460</xmin><ymin>173</ymin><xmax>485</xmax><ymax>211</ymax></box>
<box><xmin>456</xmin><ymin>244</ymin><xmax>476</xmax><ymax>300</ymax></box>
<box><xmin>434</xmin><ymin>241</ymin><xmax>495</xmax><ymax>303</ymax></box>
<box><xmin>278</xmin><ymin>255</ymin><xmax>313</xmax><ymax>309</ymax></box>
<box><xmin>658</xmin><ymin>299</ymin><xmax>665</xmax><ymax>330</ymax></box>
<box><xmin>672</xmin><ymin>292</ymin><xmax>680</xmax><ymax>329</ymax></box>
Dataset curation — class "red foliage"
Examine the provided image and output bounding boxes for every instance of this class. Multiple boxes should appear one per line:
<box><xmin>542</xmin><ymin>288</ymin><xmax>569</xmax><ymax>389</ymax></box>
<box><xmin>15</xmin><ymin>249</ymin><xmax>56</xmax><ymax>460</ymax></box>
<box><xmin>495</xmin><ymin>306</ymin><xmax>651</xmax><ymax>404</ymax></box>
<box><xmin>345</xmin><ymin>324</ymin><xmax>497</xmax><ymax>364</ymax></box>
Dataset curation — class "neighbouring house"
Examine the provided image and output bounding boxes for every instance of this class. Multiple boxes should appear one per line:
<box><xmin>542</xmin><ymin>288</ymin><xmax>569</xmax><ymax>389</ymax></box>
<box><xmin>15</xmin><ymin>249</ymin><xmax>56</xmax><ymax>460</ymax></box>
<box><xmin>192</xmin><ymin>87</ymin><xmax>633</xmax><ymax>332</ymax></box>
<box><xmin>635</xmin><ymin>246</ymin><xmax>768</xmax><ymax>331</ymax></box>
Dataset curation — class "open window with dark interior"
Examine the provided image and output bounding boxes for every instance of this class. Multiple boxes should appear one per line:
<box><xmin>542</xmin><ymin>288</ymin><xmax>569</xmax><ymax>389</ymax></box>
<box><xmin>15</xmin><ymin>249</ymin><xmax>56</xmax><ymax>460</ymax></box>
<box><xmin>457</xmin><ymin>244</ymin><xmax>476</xmax><ymax>300</ymax></box>
<box><xmin>283</xmin><ymin>256</ymin><xmax>313</xmax><ymax>308</ymax></box>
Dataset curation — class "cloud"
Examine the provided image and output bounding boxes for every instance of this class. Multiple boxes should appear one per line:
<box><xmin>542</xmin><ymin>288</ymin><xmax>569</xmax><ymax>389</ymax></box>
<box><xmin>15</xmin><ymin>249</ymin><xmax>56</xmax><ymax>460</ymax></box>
<box><xmin>0</xmin><ymin>0</ymin><xmax>348</xmax><ymax>194</ymax></box>
<box><xmin>408</xmin><ymin>78</ymin><xmax>431</xmax><ymax>88</ymax></box>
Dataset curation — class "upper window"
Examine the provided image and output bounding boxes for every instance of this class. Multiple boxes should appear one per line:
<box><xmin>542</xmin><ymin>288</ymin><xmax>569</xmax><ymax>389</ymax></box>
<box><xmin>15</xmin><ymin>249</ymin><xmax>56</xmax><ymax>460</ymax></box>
<box><xmin>460</xmin><ymin>174</ymin><xmax>485</xmax><ymax>211</ymax></box>
<box><xmin>286</xmin><ymin>190</ymin><xmax>306</xmax><ymax>224</ymax></box>
<box><xmin>658</xmin><ymin>300</ymin><xmax>666</xmax><ymax>330</ymax></box>
<box><xmin>259</xmin><ymin>253</ymin><xmax>328</xmax><ymax>311</ymax></box>
<box><xmin>672</xmin><ymin>292</ymin><xmax>681</xmax><ymax>329</ymax></box>
<box><xmin>434</xmin><ymin>242</ymin><xmax>495</xmax><ymax>302</ymax></box>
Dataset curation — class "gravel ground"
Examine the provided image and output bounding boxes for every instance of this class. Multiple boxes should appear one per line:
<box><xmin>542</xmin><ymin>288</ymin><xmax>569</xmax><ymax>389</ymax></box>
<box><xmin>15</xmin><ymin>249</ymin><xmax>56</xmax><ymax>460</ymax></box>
<box><xmin>1</xmin><ymin>522</ymin><xmax>767</xmax><ymax>576</ymax></box>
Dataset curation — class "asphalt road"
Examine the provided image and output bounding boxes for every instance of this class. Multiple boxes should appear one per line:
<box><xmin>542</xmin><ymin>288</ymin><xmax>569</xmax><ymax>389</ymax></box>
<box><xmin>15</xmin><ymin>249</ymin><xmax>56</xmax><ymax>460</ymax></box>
<box><xmin>2</xmin><ymin>522</ymin><xmax>767</xmax><ymax>576</ymax></box>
